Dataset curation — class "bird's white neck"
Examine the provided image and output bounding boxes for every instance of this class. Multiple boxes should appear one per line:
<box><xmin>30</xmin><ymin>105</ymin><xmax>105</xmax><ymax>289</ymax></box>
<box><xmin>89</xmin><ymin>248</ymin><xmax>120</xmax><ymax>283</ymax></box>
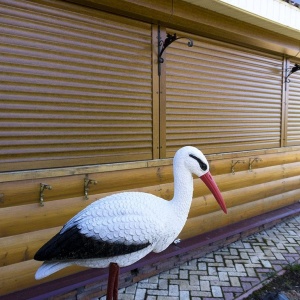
<box><xmin>171</xmin><ymin>163</ymin><xmax>194</xmax><ymax>219</ymax></box>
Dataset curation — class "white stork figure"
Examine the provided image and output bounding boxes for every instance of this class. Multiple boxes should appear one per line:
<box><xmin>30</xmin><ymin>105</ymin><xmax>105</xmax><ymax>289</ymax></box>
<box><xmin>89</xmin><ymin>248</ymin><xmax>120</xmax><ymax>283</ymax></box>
<box><xmin>34</xmin><ymin>146</ymin><xmax>227</xmax><ymax>299</ymax></box>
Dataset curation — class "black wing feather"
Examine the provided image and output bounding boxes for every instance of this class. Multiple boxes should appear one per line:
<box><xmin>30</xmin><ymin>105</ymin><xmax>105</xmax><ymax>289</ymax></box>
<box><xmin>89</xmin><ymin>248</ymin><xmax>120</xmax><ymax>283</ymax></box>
<box><xmin>34</xmin><ymin>225</ymin><xmax>150</xmax><ymax>261</ymax></box>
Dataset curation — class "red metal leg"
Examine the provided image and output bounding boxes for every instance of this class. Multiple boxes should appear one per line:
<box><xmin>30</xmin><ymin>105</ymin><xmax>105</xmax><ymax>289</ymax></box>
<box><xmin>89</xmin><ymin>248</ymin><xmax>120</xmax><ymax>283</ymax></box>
<box><xmin>107</xmin><ymin>263</ymin><xmax>119</xmax><ymax>300</ymax></box>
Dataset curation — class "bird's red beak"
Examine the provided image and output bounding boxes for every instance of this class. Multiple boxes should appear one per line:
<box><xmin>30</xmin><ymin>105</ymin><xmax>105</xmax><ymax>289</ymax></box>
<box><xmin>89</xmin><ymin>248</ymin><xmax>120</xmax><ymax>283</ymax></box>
<box><xmin>200</xmin><ymin>172</ymin><xmax>227</xmax><ymax>214</ymax></box>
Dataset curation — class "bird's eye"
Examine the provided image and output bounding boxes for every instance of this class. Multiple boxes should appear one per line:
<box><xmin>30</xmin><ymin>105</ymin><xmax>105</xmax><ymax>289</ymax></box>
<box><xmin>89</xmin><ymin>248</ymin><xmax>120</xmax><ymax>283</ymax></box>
<box><xmin>189</xmin><ymin>154</ymin><xmax>207</xmax><ymax>171</ymax></box>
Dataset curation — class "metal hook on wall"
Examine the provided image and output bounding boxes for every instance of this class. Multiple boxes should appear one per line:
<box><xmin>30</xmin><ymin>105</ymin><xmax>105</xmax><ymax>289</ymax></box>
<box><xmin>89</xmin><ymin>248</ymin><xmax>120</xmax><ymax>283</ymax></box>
<box><xmin>285</xmin><ymin>63</ymin><xmax>300</xmax><ymax>83</ymax></box>
<box><xmin>39</xmin><ymin>183</ymin><xmax>52</xmax><ymax>206</ymax></box>
<box><xmin>249</xmin><ymin>157</ymin><xmax>262</xmax><ymax>172</ymax></box>
<box><xmin>84</xmin><ymin>175</ymin><xmax>98</xmax><ymax>200</ymax></box>
<box><xmin>231</xmin><ymin>160</ymin><xmax>245</xmax><ymax>175</ymax></box>
<box><xmin>158</xmin><ymin>31</ymin><xmax>193</xmax><ymax>76</ymax></box>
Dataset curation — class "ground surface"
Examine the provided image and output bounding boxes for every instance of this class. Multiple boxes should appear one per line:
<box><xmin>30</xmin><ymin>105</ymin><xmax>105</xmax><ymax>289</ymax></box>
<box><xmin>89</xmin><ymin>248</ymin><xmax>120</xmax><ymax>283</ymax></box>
<box><xmin>115</xmin><ymin>214</ymin><xmax>300</xmax><ymax>300</ymax></box>
<box><xmin>244</xmin><ymin>264</ymin><xmax>300</xmax><ymax>300</ymax></box>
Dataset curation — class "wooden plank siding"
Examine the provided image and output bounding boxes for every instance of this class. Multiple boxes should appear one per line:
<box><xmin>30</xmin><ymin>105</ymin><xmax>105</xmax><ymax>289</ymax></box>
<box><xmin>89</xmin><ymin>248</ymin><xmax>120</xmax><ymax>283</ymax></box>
<box><xmin>0</xmin><ymin>0</ymin><xmax>153</xmax><ymax>172</ymax></box>
<box><xmin>0</xmin><ymin>0</ymin><xmax>300</xmax><ymax>298</ymax></box>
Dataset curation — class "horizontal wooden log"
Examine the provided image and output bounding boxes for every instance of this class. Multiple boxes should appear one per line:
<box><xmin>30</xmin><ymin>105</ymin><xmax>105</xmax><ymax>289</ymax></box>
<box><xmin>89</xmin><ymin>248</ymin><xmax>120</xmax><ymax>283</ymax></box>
<box><xmin>189</xmin><ymin>174</ymin><xmax>300</xmax><ymax>218</ymax></box>
<box><xmin>0</xmin><ymin>176</ymin><xmax>84</xmax><ymax>208</ymax></box>
<box><xmin>207</xmin><ymin>162</ymin><xmax>300</xmax><ymax>194</ymax></box>
<box><xmin>0</xmin><ymin>259</ymin><xmax>86</xmax><ymax>296</ymax></box>
<box><xmin>0</xmin><ymin>166</ymin><xmax>174</xmax><ymax>208</ymax></box>
<box><xmin>0</xmin><ymin>227</ymin><xmax>60</xmax><ymax>267</ymax></box>
<box><xmin>209</xmin><ymin>149</ymin><xmax>300</xmax><ymax>175</ymax></box>
<box><xmin>180</xmin><ymin>189</ymin><xmax>300</xmax><ymax>240</ymax></box>
<box><xmin>0</xmin><ymin>196</ymin><xmax>92</xmax><ymax>238</ymax></box>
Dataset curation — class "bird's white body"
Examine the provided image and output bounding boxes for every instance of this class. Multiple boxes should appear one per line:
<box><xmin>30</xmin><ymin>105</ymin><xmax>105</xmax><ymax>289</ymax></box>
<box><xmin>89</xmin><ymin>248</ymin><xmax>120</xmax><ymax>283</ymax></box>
<box><xmin>35</xmin><ymin>146</ymin><xmax>226</xmax><ymax>280</ymax></box>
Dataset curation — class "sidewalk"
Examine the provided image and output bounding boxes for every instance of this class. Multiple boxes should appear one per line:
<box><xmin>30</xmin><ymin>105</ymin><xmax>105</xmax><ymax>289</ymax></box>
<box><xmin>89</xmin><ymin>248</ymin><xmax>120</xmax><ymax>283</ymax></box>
<box><xmin>114</xmin><ymin>214</ymin><xmax>300</xmax><ymax>300</ymax></box>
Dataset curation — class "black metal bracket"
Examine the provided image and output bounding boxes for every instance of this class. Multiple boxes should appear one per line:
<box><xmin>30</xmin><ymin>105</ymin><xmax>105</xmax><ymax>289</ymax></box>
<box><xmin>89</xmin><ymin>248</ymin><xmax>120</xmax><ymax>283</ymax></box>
<box><xmin>158</xmin><ymin>32</ymin><xmax>193</xmax><ymax>76</ymax></box>
<box><xmin>285</xmin><ymin>63</ymin><xmax>300</xmax><ymax>83</ymax></box>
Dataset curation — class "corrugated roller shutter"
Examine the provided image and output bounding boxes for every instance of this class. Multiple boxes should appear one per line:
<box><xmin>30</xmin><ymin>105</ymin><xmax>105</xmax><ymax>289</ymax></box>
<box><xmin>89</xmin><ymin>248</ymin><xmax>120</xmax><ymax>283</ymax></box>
<box><xmin>0</xmin><ymin>0</ymin><xmax>153</xmax><ymax>172</ymax></box>
<box><xmin>165</xmin><ymin>30</ymin><xmax>283</xmax><ymax>157</ymax></box>
<box><xmin>287</xmin><ymin>61</ymin><xmax>300</xmax><ymax>146</ymax></box>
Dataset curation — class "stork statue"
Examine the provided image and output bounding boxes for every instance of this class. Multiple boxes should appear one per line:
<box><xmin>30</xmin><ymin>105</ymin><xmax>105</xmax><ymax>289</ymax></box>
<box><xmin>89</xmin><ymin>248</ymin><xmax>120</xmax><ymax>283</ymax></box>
<box><xmin>34</xmin><ymin>146</ymin><xmax>227</xmax><ymax>299</ymax></box>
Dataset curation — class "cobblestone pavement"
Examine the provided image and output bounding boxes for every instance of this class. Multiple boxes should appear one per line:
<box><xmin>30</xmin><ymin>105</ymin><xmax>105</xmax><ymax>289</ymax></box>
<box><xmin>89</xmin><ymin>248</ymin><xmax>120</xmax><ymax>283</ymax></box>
<box><xmin>113</xmin><ymin>214</ymin><xmax>300</xmax><ymax>300</ymax></box>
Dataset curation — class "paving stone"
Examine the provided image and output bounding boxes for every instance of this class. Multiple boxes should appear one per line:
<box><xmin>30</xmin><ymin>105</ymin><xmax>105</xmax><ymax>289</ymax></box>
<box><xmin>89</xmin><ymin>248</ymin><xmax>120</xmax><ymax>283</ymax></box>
<box><xmin>149</xmin><ymin>276</ymin><xmax>159</xmax><ymax>284</ymax></box>
<box><xmin>190</xmin><ymin>274</ymin><xmax>199</xmax><ymax>286</ymax></box>
<box><xmin>198</xmin><ymin>262</ymin><xmax>207</xmax><ymax>271</ymax></box>
<box><xmin>224</xmin><ymin>292</ymin><xmax>234</xmax><ymax>299</ymax></box>
<box><xmin>135</xmin><ymin>289</ymin><xmax>146</xmax><ymax>300</ymax></box>
<box><xmin>222</xmin><ymin>286</ymin><xmax>244</xmax><ymax>293</ymax></box>
<box><xmin>200</xmin><ymin>280</ymin><xmax>210</xmax><ymax>291</ymax></box>
<box><xmin>228</xmin><ymin>271</ymin><xmax>247</xmax><ymax>277</ymax></box>
<box><xmin>211</xmin><ymin>285</ymin><xmax>222</xmax><ymax>297</ymax></box>
<box><xmin>209</xmin><ymin>280</ymin><xmax>230</xmax><ymax>287</ymax></box>
<box><xmin>286</xmin><ymin>246</ymin><xmax>297</xmax><ymax>253</ymax></box>
<box><xmin>241</xmin><ymin>281</ymin><xmax>252</xmax><ymax>291</ymax></box>
<box><xmin>218</xmin><ymin>266</ymin><xmax>236</xmax><ymax>272</ymax></box>
<box><xmin>218</xmin><ymin>271</ymin><xmax>229</xmax><ymax>281</ymax></box>
<box><xmin>158</xmin><ymin>279</ymin><xmax>168</xmax><ymax>290</ymax></box>
<box><xmin>203</xmin><ymin>277</ymin><xmax>221</xmax><ymax>286</ymax></box>
<box><xmin>230</xmin><ymin>248</ymin><xmax>238</xmax><ymax>255</ymax></box>
<box><xmin>118</xmin><ymin>294</ymin><xmax>134</xmax><ymax>300</ymax></box>
<box><xmin>147</xmin><ymin>289</ymin><xmax>168</xmax><ymax>296</ymax></box>
<box><xmin>208</xmin><ymin>266</ymin><xmax>217</xmax><ymax>275</ymax></box>
<box><xmin>229</xmin><ymin>276</ymin><xmax>240</xmax><ymax>287</ymax></box>
<box><xmin>215</xmin><ymin>255</ymin><xmax>223</xmax><ymax>263</ymax></box>
<box><xmin>168</xmin><ymin>285</ymin><xmax>179</xmax><ymax>296</ymax></box>
<box><xmin>240</xmin><ymin>276</ymin><xmax>260</xmax><ymax>283</ymax></box>
<box><xmin>179</xmin><ymin>290</ymin><xmax>190</xmax><ymax>299</ymax></box>
<box><xmin>191</xmin><ymin>291</ymin><xmax>211</xmax><ymax>297</ymax></box>
<box><xmin>261</xmin><ymin>260</ymin><xmax>272</xmax><ymax>268</ymax></box>
<box><xmin>236</xmin><ymin>263</ymin><xmax>246</xmax><ymax>272</ymax></box>
<box><xmin>137</xmin><ymin>282</ymin><xmax>157</xmax><ymax>289</ymax></box>
<box><xmin>159</xmin><ymin>273</ymin><xmax>178</xmax><ymax>280</ymax></box>
<box><xmin>209</xmin><ymin>262</ymin><xmax>224</xmax><ymax>267</ymax></box>
<box><xmin>240</xmin><ymin>252</ymin><xmax>250</xmax><ymax>260</ymax></box>
<box><xmin>245</xmin><ymin>263</ymin><xmax>262</xmax><ymax>268</ymax></box>
<box><xmin>179</xmin><ymin>270</ymin><xmax>188</xmax><ymax>279</ymax></box>
<box><xmin>124</xmin><ymin>284</ymin><xmax>137</xmax><ymax>294</ymax></box>
<box><xmin>274</xmin><ymin>252</ymin><xmax>285</xmax><ymax>259</ymax></box>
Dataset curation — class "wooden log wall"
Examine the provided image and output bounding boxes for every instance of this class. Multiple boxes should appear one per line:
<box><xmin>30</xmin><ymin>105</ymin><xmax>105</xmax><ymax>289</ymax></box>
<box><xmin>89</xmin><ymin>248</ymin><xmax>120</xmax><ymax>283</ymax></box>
<box><xmin>1</xmin><ymin>147</ymin><xmax>300</xmax><ymax>296</ymax></box>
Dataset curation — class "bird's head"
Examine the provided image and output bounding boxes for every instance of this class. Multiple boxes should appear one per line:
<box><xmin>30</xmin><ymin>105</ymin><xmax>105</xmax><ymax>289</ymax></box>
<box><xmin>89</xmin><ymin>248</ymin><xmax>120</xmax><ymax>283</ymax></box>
<box><xmin>174</xmin><ymin>146</ymin><xmax>227</xmax><ymax>214</ymax></box>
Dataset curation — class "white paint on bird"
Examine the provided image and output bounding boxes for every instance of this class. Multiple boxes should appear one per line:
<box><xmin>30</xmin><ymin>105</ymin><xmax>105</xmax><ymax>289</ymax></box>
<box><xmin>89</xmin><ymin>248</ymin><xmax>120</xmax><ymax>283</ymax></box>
<box><xmin>34</xmin><ymin>146</ymin><xmax>227</xmax><ymax>280</ymax></box>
